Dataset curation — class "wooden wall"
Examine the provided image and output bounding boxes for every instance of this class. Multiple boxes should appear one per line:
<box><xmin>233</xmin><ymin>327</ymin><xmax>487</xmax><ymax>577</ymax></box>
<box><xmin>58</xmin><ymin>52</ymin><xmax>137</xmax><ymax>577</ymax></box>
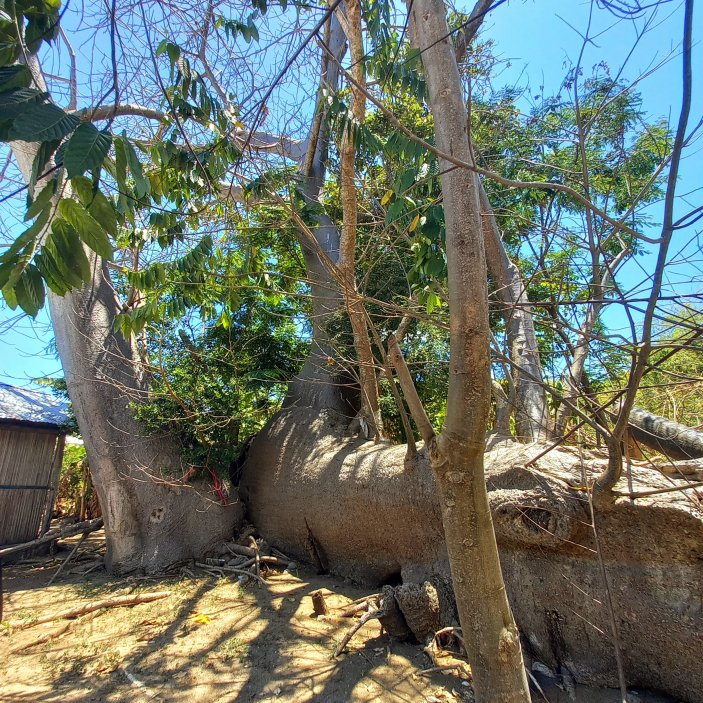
<box><xmin>0</xmin><ymin>424</ymin><xmax>65</xmax><ymax>546</ymax></box>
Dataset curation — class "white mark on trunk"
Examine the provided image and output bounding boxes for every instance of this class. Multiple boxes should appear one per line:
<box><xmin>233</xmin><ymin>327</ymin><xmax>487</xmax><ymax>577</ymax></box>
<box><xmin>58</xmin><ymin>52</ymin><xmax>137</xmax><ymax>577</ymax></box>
<box><xmin>149</xmin><ymin>507</ymin><xmax>165</xmax><ymax>524</ymax></box>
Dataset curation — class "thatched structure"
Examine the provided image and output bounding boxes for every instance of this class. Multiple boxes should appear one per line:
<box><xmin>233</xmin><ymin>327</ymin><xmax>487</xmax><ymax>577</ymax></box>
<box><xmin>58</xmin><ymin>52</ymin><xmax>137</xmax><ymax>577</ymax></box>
<box><xmin>0</xmin><ymin>383</ymin><xmax>69</xmax><ymax>548</ymax></box>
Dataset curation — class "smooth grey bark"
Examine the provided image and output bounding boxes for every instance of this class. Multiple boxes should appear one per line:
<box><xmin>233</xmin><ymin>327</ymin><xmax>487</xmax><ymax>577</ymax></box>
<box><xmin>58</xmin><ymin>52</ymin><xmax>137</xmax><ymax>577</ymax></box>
<box><xmin>407</xmin><ymin>1</ymin><xmax>530</xmax><ymax>700</ymax></box>
<box><xmin>11</xmin><ymin>58</ymin><xmax>240</xmax><ymax>574</ymax></box>
<box><xmin>46</xmin><ymin>257</ymin><xmax>240</xmax><ymax>572</ymax></box>
<box><xmin>284</xmin><ymin>15</ymin><xmax>357</xmax><ymax>417</ymax></box>
<box><xmin>553</xmin><ymin>302</ymin><xmax>602</xmax><ymax>438</ymax></box>
<box><xmin>241</xmin><ymin>406</ymin><xmax>703</xmax><ymax>703</ymax></box>
<box><xmin>480</xmin><ymin>187</ymin><xmax>550</xmax><ymax>441</ymax></box>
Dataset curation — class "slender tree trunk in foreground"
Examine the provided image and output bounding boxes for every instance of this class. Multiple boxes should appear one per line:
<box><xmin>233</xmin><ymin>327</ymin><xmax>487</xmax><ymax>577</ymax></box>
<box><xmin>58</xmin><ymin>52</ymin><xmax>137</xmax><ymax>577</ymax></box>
<box><xmin>406</xmin><ymin>1</ymin><xmax>530</xmax><ymax>700</ymax></box>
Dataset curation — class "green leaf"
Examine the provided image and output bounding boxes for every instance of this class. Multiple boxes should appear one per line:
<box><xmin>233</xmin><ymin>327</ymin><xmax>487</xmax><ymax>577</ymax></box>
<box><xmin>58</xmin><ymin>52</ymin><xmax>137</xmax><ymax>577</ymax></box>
<box><xmin>2</xmin><ymin>284</ymin><xmax>18</xmax><ymax>310</ymax></box>
<box><xmin>47</xmin><ymin>219</ymin><xmax>92</xmax><ymax>286</ymax></box>
<box><xmin>29</xmin><ymin>138</ymin><xmax>60</xmax><ymax>192</ymax></box>
<box><xmin>123</xmin><ymin>138</ymin><xmax>150</xmax><ymax>199</ymax></box>
<box><xmin>54</xmin><ymin>138</ymin><xmax>68</xmax><ymax>166</ymax></box>
<box><xmin>25</xmin><ymin>180</ymin><xmax>56</xmax><ymax>221</ymax></box>
<box><xmin>24</xmin><ymin>14</ymin><xmax>59</xmax><ymax>53</ymax></box>
<box><xmin>69</xmin><ymin>175</ymin><xmax>95</xmax><ymax>203</ymax></box>
<box><xmin>87</xmin><ymin>190</ymin><xmax>118</xmax><ymax>237</ymax></box>
<box><xmin>64</xmin><ymin>123</ymin><xmax>112</xmax><ymax>177</ymax></box>
<box><xmin>71</xmin><ymin>176</ymin><xmax>119</xmax><ymax>237</ymax></box>
<box><xmin>10</xmin><ymin>102</ymin><xmax>80</xmax><ymax>142</ymax></box>
<box><xmin>34</xmin><ymin>249</ymin><xmax>71</xmax><ymax>295</ymax></box>
<box><xmin>0</xmin><ymin>120</ymin><xmax>13</xmax><ymax>141</ymax></box>
<box><xmin>0</xmin><ymin>65</ymin><xmax>32</xmax><ymax>91</ymax></box>
<box><xmin>13</xmin><ymin>264</ymin><xmax>45</xmax><ymax>317</ymax></box>
<box><xmin>57</xmin><ymin>199</ymin><xmax>113</xmax><ymax>260</ymax></box>
<box><xmin>114</xmin><ymin>136</ymin><xmax>128</xmax><ymax>190</ymax></box>
<box><xmin>0</xmin><ymin>88</ymin><xmax>47</xmax><ymax>120</ymax></box>
<box><xmin>0</xmin><ymin>209</ymin><xmax>37</xmax><ymax>286</ymax></box>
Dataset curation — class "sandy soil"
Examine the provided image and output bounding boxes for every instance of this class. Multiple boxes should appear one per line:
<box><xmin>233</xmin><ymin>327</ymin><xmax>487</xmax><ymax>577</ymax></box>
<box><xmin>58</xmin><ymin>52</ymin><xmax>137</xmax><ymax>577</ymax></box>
<box><xmin>0</xmin><ymin>533</ymin><xmax>470</xmax><ymax>703</ymax></box>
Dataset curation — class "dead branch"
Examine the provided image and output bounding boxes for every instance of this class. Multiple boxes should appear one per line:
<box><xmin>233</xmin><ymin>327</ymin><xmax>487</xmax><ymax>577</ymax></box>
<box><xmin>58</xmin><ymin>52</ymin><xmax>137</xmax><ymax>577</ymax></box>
<box><xmin>194</xmin><ymin>562</ymin><xmax>266</xmax><ymax>585</ymax></box>
<box><xmin>341</xmin><ymin>600</ymin><xmax>377</xmax><ymax>618</ymax></box>
<box><xmin>47</xmin><ymin>531</ymin><xmax>89</xmax><ymax>586</ymax></box>
<box><xmin>333</xmin><ymin>607</ymin><xmax>381</xmax><ymax>657</ymax></box>
<box><xmin>9</xmin><ymin>622</ymin><xmax>73</xmax><ymax>653</ymax></box>
<box><xmin>416</xmin><ymin>664</ymin><xmax>463</xmax><ymax>676</ymax></box>
<box><xmin>9</xmin><ymin>591</ymin><xmax>171</xmax><ymax>629</ymax></box>
<box><xmin>248</xmin><ymin>536</ymin><xmax>261</xmax><ymax>579</ymax></box>
<box><xmin>613</xmin><ymin>480</ymin><xmax>703</xmax><ymax>499</ymax></box>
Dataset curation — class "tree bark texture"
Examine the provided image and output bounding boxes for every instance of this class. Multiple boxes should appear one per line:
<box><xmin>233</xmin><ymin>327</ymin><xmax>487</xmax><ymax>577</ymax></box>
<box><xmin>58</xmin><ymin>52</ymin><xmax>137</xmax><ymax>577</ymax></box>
<box><xmin>338</xmin><ymin>0</ymin><xmax>383</xmax><ymax>439</ymax></box>
<box><xmin>407</xmin><ymin>1</ymin><xmax>530</xmax><ymax>699</ymax></box>
<box><xmin>553</xmin><ymin>301</ymin><xmax>603</xmax><ymax>438</ymax></box>
<box><xmin>627</xmin><ymin>407</ymin><xmax>703</xmax><ymax>460</ymax></box>
<box><xmin>47</xmin><ymin>258</ymin><xmax>241</xmax><ymax>573</ymax></box>
<box><xmin>480</xmin><ymin>187</ymin><xmax>550</xmax><ymax>441</ymax></box>
<box><xmin>10</xmin><ymin>58</ymin><xmax>241</xmax><ymax>574</ymax></box>
<box><xmin>284</xmin><ymin>14</ymin><xmax>357</xmax><ymax>417</ymax></box>
<box><xmin>241</xmin><ymin>405</ymin><xmax>703</xmax><ymax>703</ymax></box>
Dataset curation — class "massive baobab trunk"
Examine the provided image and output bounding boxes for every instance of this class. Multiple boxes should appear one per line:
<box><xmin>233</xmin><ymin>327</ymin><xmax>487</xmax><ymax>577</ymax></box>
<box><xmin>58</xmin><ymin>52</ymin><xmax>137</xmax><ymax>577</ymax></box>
<box><xmin>48</xmin><ymin>256</ymin><xmax>241</xmax><ymax>573</ymax></box>
<box><xmin>11</xmin><ymin>59</ymin><xmax>240</xmax><ymax>574</ymax></box>
<box><xmin>241</xmin><ymin>407</ymin><xmax>703</xmax><ymax>703</ymax></box>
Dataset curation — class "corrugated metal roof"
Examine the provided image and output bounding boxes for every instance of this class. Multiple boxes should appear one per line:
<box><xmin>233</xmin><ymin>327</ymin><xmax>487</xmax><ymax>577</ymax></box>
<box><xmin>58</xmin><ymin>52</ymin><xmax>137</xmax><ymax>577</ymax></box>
<box><xmin>0</xmin><ymin>383</ymin><xmax>69</xmax><ymax>428</ymax></box>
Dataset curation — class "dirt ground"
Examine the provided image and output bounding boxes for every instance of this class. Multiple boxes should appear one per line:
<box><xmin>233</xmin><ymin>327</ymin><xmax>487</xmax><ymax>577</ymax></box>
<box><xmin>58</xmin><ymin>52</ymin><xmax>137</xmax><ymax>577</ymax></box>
<box><xmin>0</xmin><ymin>531</ymin><xmax>471</xmax><ymax>703</ymax></box>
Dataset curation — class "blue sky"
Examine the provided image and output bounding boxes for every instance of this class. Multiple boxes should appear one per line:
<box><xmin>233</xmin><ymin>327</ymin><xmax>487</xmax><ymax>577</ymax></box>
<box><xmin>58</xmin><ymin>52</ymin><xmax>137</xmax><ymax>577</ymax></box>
<box><xmin>0</xmin><ymin>0</ymin><xmax>699</xmax><ymax>388</ymax></box>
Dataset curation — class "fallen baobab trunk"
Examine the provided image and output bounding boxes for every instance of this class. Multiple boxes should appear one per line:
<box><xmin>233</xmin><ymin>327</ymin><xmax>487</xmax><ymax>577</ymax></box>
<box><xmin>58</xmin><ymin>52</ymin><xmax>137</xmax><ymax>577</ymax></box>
<box><xmin>240</xmin><ymin>406</ymin><xmax>703</xmax><ymax>703</ymax></box>
<box><xmin>628</xmin><ymin>406</ymin><xmax>703</xmax><ymax>460</ymax></box>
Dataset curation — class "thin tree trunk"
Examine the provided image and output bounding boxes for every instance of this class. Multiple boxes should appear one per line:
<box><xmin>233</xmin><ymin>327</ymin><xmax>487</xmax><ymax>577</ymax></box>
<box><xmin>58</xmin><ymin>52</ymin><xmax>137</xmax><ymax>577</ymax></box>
<box><xmin>553</xmin><ymin>302</ymin><xmax>602</xmax><ymax>437</ymax></box>
<box><xmin>480</xmin><ymin>187</ymin><xmax>549</xmax><ymax>440</ymax></box>
<box><xmin>284</xmin><ymin>16</ymin><xmax>354</xmax><ymax>416</ymax></box>
<box><xmin>407</xmin><ymin>1</ymin><xmax>530</xmax><ymax>700</ymax></box>
<box><xmin>338</xmin><ymin>0</ymin><xmax>383</xmax><ymax>438</ymax></box>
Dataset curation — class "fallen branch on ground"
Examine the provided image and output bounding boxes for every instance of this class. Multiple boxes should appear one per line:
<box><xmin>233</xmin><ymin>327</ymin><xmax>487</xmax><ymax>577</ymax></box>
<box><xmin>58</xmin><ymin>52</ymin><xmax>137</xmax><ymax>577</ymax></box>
<box><xmin>334</xmin><ymin>606</ymin><xmax>381</xmax><ymax>657</ymax></box>
<box><xmin>0</xmin><ymin>518</ymin><xmax>103</xmax><ymax>559</ymax></box>
<box><xmin>195</xmin><ymin>561</ymin><xmax>266</xmax><ymax>585</ymax></box>
<box><xmin>416</xmin><ymin>664</ymin><xmax>463</xmax><ymax>676</ymax></box>
<box><xmin>9</xmin><ymin>621</ymin><xmax>73</xmax><ymax>653</ymax></box>
<box><xmin>47</xmin><ymin>531</ymin><xmax>89</xmax><ymax>586</ymax></box>
<box><xmin>9</xmin><ymin>591</ymin><xmax>171</xmax><ymax>629</ymax></box>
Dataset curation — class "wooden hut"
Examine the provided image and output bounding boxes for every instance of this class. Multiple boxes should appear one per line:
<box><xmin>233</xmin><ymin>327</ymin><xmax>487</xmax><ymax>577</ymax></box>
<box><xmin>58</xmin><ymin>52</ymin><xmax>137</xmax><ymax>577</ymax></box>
<box><xmin>0</xmin><ymin>383</ymin><xmax>68</xmax><ymax>548</ymax></box>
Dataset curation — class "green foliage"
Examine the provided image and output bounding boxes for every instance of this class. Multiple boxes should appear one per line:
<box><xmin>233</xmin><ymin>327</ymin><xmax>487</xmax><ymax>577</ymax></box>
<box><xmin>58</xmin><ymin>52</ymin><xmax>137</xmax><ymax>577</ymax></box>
<box><xmin>0</xmin><ymin>0</ymin><xmax>59</xmax><ymax>64</ymax></box>
<box><xmin>64</xmin><ymin>124</ymin><xmax>112</xmax><ymax>178</ymax></box>
<box><xmin>0</xmin><ymin>0</ymin><xmax>246</xmax><ymax>316</ymax></box>
<box><xmin>57</xmin><ymin>442</ymin><xmax>93</xmax><ymax>518</ymax></box>
<box><xmin>133</xmin><ymin>295</ymin><xmax>308</xmax><ymax>478</ymax></box>
<box><xmin>634</xmin><ymin>312</ymin><xmax>703</xmax><ymax>427</ymax></box>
